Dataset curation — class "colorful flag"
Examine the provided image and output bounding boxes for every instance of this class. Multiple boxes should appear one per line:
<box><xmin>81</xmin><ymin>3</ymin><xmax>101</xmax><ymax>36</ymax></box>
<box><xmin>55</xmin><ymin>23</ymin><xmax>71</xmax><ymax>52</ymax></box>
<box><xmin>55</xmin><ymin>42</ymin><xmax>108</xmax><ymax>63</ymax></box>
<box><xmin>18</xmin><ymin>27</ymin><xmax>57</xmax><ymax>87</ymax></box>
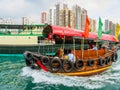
<box><xmin>90</xmin><ymin>28</ymin><xmax>94</xmax><ymax>32</ymax></box>
<box><xmin>84</xmin><ymin>15</ymin><xmax>90</xmax><ymax>38</ymax></box>
<box><xmin>115</xmin><ymin>24</ymin><xmax>120</xmax><ymax>41</ymax></box>
<box><xmin>98</xmin><ymin>17</ymin><xmax>103</xmax><ymax>39</ymax></box>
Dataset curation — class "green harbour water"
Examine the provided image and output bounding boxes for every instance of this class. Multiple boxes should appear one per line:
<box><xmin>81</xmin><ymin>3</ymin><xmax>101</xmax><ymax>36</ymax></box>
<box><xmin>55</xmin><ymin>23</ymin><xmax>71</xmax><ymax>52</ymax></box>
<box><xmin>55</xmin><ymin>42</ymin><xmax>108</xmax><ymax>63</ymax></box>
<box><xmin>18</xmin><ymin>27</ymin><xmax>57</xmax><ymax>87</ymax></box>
<box><xmin>0</xmin><ymin>51</ymin><xmax>120</xmax><ymax>90</ymax></box>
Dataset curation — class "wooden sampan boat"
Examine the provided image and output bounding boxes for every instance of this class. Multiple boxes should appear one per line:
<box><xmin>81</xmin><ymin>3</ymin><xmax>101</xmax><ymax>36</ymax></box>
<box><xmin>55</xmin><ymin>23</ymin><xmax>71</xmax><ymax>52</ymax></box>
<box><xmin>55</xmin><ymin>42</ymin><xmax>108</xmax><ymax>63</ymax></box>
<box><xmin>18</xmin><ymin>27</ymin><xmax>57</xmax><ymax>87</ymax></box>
<box><xmin>24</xmin><ymin>25</ymin><xmax>118</xmax><ymax>76</ymax></box>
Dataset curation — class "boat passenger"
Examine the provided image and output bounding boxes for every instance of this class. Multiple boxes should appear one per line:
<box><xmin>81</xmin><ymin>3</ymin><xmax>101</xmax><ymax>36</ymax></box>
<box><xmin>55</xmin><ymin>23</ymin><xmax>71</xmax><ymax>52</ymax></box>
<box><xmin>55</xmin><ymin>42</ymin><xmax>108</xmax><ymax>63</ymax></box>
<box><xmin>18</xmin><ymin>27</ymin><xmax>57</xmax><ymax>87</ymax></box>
<box><xmin>57</xmin><ymin>48</ymin><xmax>64</xmax><ymax>58</ymax></box>
<box><xmin>92</xmin><ymin>44</ymin><xmax>98</xmax><ymax>50</ymax></box>
<box><xmin>63</xmin><ymin>49</ymin><xmax>69</xmax><ymax>60</ymax></box>
<box><xmin>68</xmin><ymin>49</ymin><xmax>75</xmax><ymax>62</ymax></box>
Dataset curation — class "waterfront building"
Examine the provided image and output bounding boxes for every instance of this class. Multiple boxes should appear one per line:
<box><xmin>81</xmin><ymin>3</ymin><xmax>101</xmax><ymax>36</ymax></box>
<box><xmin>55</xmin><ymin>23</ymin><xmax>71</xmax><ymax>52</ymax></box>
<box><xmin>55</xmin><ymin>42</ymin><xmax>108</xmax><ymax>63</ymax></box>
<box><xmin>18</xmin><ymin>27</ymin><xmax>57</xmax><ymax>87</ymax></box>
<box><xmin>72</xmin><ymin>4</ymin><xmax>82</xmax><ymax>30</ymax></box>
<box><xmin>81</xmin><ymin>8</ymin><xmax>87</xmax><ymax>31</ymax></box>
<box><xmin>109</xmin><ymin>21</ymin><xmax>116</xmax><ymax>35</ymax></box>
<box><xmin>41</xmin><ymin>12</ymin><xmax>47</xmax><ymax>24</ymax></box>
<box><xmin>22</xmin><ymin>17</ymin><xmax>33</xmax><ymax>25</ymax></box>
<box><xmin>59</xmin><ymin>8</ymin><xmax>76</xmax><ymax>28</ymax></box>
<box><xmin>6</xmin><ymin>18</ymin><xmax>14</xmax><ymax>24</ymax></box>
<box><xmin>49</xmin><ymin>6</ymin><xmax>56</xmax><ymax>25</ymax></box>
<box><xmin>55</xmin><ymin>2</ymin><xmax>68</xmax><ymax>25</ymax></box>
<box><xmin>112</xmin><ymin>24</ymin><xmax>116</xmax><ymax>35</ymax></box>
<box><xmin>0</xmin><ymin>18</ymin><xmax>5</xmax><ymax>24</ymax></box>
<box><xmin>0</xmin><ymin>18</ymin><xmax>14</xmax><ymax>24</ymax></box>
<box><xmin>105</xmin><ymin>19</ymin><xmax>109</xmax><ymax>31</ymax></box>
<box><xmin>90</xmin><ymin>18</ymin><xmax>96</xmax><ymax>32</ymax></box>
<box><xmin>104</xmin><ymin>19</ymin><xmax>116</xmax><ymax>35</ymax></box>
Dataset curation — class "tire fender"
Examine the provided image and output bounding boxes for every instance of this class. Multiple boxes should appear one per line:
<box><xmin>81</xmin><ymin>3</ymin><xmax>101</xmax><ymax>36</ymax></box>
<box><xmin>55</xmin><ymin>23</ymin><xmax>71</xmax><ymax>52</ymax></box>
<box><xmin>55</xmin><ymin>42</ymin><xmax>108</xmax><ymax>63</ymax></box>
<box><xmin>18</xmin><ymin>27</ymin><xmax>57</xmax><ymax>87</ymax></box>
<box><xmin>98</xmin><ymin>58</ymin><xmax>106</xmax><ymax>66</ymax></box>
<box><xmin>62</xmin><ymin>60</ymin><xmax>74</xmax><ymax>72</ymax></box>
<box><xmin>50</xmin><ymin>57</ymin><xmax>62</xmax><ymax>72</ymax></box>
<box><xmin>75</xmin><ymin>60</ymin><xmax>84</xmax><ymax>70</ymax></box>
<box><xmin>87</xmin><ymin>59</ymin><xmax>94</xmax><ymax>66</ymax></box>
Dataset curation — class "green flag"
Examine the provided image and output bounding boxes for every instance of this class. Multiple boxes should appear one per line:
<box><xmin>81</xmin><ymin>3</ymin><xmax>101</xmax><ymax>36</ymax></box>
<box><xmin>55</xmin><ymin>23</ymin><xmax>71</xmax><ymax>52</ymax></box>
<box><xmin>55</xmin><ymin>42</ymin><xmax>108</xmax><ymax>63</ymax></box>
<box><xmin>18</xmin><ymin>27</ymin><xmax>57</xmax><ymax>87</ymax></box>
<box><xmin>98</xmin><ymin>17</ymin><xmax>103</xmax><ymax>39</ymax></box>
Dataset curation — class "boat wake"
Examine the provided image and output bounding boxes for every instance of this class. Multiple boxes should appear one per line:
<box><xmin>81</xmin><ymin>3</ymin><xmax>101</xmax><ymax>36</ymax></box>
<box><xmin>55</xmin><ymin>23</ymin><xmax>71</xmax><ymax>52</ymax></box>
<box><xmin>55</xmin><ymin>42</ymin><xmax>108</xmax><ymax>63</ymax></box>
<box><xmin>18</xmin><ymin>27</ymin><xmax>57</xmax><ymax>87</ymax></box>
<box><xmin>21</xmin><ymin>51</ymin><xmax>120</xmax><ymax>90</ymax></box>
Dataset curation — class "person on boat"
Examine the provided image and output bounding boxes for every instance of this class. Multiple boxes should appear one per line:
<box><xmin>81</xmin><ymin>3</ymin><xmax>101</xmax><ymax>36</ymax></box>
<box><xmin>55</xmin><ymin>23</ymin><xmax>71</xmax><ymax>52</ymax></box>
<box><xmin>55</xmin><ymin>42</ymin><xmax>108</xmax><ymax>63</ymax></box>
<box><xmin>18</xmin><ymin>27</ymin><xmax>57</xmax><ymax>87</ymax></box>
<box><xmin>98</xmin><ymin>44</ymin><xmax>102</xmax><ymax>49</ymax></box>
<box><xmin>63</xmin><ymin>49</ymin><xmax>69</xmax><ymax>60</ymax></box>
<box><xmin>68</xmin><ymin>49</ymin><xmax>75</xmax><ymax>62</ymax></box>
<box><xmin>102</xmin><ymin>41</ymin><xmax>110</xmax><ymax>49</ymax></box>
<box><xmin>92</xmin><ymin>44</ymin><xmax>98</xmax><ymax>50</ymax></box>
<box><xmin>88</xmin><ymin>41</ymin><xmax>94</xmax><ymax>49</ymax></box>
<box><xmin>57</xmin><ymin>48</ymin><xmax>64</xmax><ymax>58</ymax></box>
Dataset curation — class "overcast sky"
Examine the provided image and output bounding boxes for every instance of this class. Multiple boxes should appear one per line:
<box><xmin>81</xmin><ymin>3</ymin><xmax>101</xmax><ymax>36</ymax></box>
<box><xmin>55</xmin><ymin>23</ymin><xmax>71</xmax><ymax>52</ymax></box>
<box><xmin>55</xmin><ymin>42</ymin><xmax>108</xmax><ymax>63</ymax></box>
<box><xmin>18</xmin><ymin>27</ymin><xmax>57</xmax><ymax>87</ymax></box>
<box><xmin>0</xmin><ymin>0</ymin><xmax>120</xmax><ymax>24</ymax></box>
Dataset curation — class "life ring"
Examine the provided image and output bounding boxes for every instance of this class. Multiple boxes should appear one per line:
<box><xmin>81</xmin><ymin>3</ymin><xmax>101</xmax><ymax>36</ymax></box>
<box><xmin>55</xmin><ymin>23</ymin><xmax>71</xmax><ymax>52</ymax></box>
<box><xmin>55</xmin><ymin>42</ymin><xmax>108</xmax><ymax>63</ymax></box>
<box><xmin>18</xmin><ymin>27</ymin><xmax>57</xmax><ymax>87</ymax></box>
<box><xmin>106</xmin><ymin>56</ymin><xmax>111</xmax><ymax>65</ymax></box>
<box><xmin>41</xmin><ymin>56</ymin><xmax>50</xmax><ymax>66</ymax></box>
<box><xmin>50</xmin><ymin>57</ymin><xmax>62</xmax><ymax>72</ymax></box>
<box><xmin>87</xmin><ymin>59</ymin><xmax>94</xmax><ymax>66</ymax></box>
<box><xmin>98</xmin><ymin>58</ymin><xmax>106</xmax><ymax>66</ymax></box>
<box><xmin>75</xmin><ymin>60</ymin><xmax>84</xmax><ymax>70</ymax></box>
<box><xmin>112</xmin><ymin>53</ymin><xmax>118</xmax><ymax>62</ymax></box>
<box><xmin>62</xmin><ymin>60</ymin><xmax>74</xmax><ymax>72</ymax></box>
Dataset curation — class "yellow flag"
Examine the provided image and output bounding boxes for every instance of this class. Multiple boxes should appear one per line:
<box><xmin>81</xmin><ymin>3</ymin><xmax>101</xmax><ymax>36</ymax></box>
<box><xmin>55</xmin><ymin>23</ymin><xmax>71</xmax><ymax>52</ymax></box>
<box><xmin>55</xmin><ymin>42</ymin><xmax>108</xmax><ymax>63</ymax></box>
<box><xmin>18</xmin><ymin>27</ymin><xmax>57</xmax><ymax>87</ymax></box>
<box><xmin>115</xmin><ymin>24</ymin><xmax>120</xmax><ymax>41</ymax></box>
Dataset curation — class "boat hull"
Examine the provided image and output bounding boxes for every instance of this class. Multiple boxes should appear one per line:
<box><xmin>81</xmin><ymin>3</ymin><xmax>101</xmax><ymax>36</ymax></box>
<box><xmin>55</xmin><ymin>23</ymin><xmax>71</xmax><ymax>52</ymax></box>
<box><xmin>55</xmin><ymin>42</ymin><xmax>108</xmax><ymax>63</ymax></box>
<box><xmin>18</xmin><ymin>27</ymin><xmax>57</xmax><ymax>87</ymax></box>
<box><xmin>24</xmin><ymin>50</ymin><xmax>118</xmax><ymax>77</ymax></box>
<box><xmin>55</xmin><ymin>66</ymin><xmax>111</xmax><ymax>76</ymax></box>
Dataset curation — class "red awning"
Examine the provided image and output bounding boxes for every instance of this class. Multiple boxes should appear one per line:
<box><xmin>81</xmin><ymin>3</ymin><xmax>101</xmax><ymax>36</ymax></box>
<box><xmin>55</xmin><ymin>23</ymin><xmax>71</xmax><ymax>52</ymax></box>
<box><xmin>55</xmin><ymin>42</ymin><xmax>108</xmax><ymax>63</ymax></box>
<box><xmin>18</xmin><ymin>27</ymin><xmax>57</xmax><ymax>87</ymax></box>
<box><xmin>101</xmin><ymin>34</ymin><xmax>117</xmax><ymax>42</ymax></box>
<box><xmin>52</xmin><ymin>25</ymin><xmax>83</xmax><ymax>37</ymax></box>
<box><xmin>49</xmin><ymin>25</ymin><xmax>118</xmax><ymax>42</ymax></box>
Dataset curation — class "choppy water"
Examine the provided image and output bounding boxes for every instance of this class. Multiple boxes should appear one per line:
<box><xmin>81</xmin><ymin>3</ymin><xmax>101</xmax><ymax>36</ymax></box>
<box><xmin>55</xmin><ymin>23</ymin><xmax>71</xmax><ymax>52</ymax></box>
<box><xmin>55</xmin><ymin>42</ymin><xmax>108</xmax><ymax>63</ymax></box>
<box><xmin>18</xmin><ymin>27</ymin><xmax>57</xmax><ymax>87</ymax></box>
<box><xmin>0</xmin><ymin>51</ymin><xmax>120</xmax><ymax>90</ymax></box>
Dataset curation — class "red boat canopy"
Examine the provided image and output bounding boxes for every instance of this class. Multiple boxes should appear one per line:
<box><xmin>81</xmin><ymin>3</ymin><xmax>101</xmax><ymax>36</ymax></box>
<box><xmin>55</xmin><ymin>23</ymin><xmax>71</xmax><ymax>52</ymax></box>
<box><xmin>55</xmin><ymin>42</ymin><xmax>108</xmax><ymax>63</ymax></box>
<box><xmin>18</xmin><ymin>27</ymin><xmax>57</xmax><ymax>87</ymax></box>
<box><xmin>43</xmin><ymin>25</ymin><xmax>118</xmax><ymax>42</ymax></box>
<box><xmin>52</xmin><ymin>25</ymin><xmax>83</xmax><ymax>37</ymax></box>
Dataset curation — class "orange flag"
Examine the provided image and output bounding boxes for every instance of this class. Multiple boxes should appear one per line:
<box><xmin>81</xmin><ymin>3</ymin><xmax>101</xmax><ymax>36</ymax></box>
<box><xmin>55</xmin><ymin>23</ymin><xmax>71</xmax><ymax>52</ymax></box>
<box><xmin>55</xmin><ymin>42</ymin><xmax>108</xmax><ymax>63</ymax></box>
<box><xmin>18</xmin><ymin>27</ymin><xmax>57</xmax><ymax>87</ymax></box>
<box><xmin>84</xmin><ymin>15</ymin><xmax>90</xmax><ymax>38</ymax></box>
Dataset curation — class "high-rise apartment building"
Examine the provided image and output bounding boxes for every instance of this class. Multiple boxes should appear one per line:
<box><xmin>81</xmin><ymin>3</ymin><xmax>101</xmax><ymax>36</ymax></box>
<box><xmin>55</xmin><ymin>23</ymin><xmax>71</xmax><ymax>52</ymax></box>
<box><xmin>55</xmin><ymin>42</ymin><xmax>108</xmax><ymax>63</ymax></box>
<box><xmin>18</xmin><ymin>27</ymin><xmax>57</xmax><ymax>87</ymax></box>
<box><xmin>0</xmin><ymin>18</ymin><xmax>6</xmax><ymax>24</ymax></box>
<box><xmin>93</xmin><ymin>19</ymin><xmax>96</xmax><ymax>32</ymax></box>
<box><xmin>72</xmin><ymin>5</ymin><xmax>82</xmax><ymax>30</ymax></box>
<box><xmin>41</xmin><ymin>12</ymin><xmax>47</xmax><ymax>24</ymax></box>
<box><xmin>81</xmin><ymin>8</ymin><xmax>87</xmax><ymax>31</ymax></box>
<box><xmin>112</xmin><ymin>24</ymin><xmax>116</xmax><ymax>35</ymax></box>
<box><xmin>90</xmin><ymin>18</ymin><xmax>96</xmax><ymax>32</ymax></box>
<box><xmin>105</xmin><ymin>19</ymin><xmax>109</xmax><ymax>31</ymax></box>
<box><xmin>55</xmin><ymin>2</ymin><xmax>68</xmax><ymax>25</ymax></box>
<box><xmin>0</xmin><ymin>18</ymin><xmax>14</xmax><ymax>24</ymax></box>
<box><xmin>104</xmin><ymin>19</ymin><xmax>116</xmax><ymax>35</ymax></box>
<box><xmin>49</xmin><ymin>6</ymin><xmax>56</xmax><ymax>25</ymax></box>
<box><xmin>59</xmin><ymin>8</ymin><xmax>75</xmax><ymax>28</ymax></box>
<box><xmin>22</xmin><ymin>17</ymin><xmax>31</xmax><ymax>25</ymax></box>
<box><xmin>6</xmin><ymin>18</ymin><xmax>14</xmax><ymax>24</ymax></box>
<box><xmin>109</xmin><ymin>21</ymin><xmax>113</xmax><ymax>31</ymax></box>
<box><xmin>48</xmin><ymin>2</ymin><xmax>99</xmax><ymax>32</ymax></box>
<box><xmin>109</xmin><ymin>21</ymin><xmax>114</xmax><ymax>35</ymax></box>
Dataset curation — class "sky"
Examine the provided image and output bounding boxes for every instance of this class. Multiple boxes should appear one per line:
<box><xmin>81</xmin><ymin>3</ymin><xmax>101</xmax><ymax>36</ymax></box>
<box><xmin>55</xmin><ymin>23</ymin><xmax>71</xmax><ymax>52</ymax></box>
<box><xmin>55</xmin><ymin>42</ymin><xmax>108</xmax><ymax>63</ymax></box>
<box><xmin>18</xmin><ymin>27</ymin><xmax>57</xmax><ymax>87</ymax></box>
<box><xmin>0</xmin><ymin>0</ymin><xmax>120</xmax><ymax>24</ymax></box>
